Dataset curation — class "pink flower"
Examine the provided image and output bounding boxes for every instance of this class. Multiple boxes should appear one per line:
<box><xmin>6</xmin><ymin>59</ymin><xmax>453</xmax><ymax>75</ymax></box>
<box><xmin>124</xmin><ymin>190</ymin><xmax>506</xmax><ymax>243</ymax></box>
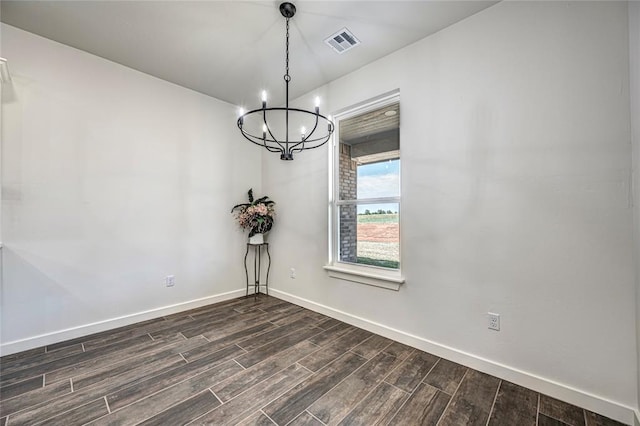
<box><xmin>231</xmin><ymin>191</ymin><xmax>275</xmax><ymax>235</ymax></box>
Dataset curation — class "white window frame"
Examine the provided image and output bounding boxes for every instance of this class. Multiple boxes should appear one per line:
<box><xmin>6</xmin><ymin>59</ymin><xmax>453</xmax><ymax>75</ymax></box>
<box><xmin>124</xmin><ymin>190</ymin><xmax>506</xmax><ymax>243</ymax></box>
<box><xmin>324</xmin><ymin>90</ymin><xmax>404</xmax><ymax>291</ymax></box>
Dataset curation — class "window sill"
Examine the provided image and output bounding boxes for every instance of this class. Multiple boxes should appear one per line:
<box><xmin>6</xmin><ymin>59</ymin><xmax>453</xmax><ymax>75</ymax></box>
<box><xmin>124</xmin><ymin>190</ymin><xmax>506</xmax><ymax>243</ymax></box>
<box><xmin>323</xmin><ymin>264</ymin><xmax>404</xmax><ymax>291</ymax></box>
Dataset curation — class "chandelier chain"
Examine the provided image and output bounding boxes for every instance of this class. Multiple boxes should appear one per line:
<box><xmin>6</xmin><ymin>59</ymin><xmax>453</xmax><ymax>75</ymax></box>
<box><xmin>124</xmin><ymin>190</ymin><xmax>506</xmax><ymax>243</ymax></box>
<box><xmin>284</xmin><ymin>18</ymin><xmax>290</xmax><ymax>82</ymax></box>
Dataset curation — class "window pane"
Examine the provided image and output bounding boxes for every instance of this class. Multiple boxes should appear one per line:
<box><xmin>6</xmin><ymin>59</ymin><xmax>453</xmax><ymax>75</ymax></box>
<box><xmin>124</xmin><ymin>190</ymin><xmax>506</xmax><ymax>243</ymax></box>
<box><xmin>357</xmin><ymin>159</ymin><xmax>400</xmax><ymax>199</ymax></box>
<box><xmin>338</xmin><ymin>102</ymin><xmax>400</xmax><ymax>201</ymax></box>
<box><xmin>339</xmin><ymin>203</ymin><xmax>399</xmax><ymax>269</ymax></box>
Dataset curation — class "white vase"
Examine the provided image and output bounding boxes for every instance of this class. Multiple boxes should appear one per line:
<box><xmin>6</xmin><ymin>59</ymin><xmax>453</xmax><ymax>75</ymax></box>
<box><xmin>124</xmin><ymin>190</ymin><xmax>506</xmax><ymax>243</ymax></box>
<box><xmin>248</xmin><ymin>233</ymin><xmax>264</xmax><ymax>245</ymax></box>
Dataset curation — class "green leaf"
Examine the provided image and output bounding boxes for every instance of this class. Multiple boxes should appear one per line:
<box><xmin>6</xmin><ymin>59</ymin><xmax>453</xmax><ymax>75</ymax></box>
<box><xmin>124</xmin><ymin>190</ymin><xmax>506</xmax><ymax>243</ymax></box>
<box><xmin>231</xmin><ymin>202</ymin><xmax>250</xmax><ymax>212</ymax></box>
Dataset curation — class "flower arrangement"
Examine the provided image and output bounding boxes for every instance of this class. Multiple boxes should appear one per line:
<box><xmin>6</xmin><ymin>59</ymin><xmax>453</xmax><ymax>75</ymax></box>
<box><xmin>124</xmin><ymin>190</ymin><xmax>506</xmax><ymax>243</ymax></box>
<box><xmin>231</xmin><ymin>189</ymin><xmax>275</xmax><ymax>237</ymax></box>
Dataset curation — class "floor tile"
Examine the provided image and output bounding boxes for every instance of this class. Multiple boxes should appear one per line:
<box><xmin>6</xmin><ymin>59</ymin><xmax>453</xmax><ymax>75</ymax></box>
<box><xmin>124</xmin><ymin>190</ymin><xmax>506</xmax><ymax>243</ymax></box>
<box><xmin>385</xmin><ymin>350</ymin><xmax>439</xmax><ymax>393</ymax></box>
<box><xmin>337</xmin><ymin>381</ymin><xmax>409</xmax><ymax>426</ymax></box>
<box><xmin>350</xmin><ymin>334</ymin><xmax>393</xmax><ymax>359</ymax></box>
<box><xmin>382</xmin><ymin>341</ymin><xmax>414</xmax><ymax>361</ymax></box>
<box><xmin>181</xmin><ymin>322</ymin><xmax>275</xmax><ymax>362</ymax></box>
<box><xmin>487</xmin><ymin>381</ymin><xmax>537</xmax><ymax>426</ymax></box>
<box><xmin>0</xmin><ymin>375</ymin><xmax>43</xmax><ymax>402</ymax></box>
<box><xmin>585</xmin><ymin>411</ymin><xmax>628</xmax><ymax>426</ymax></box>
<box><xmin>298</xmin><ymin>328</ymin><xmax>371</xmax><ymax>372</ymax></box>
<box><xmin>190</xmin><ymin>364</ymin><xmax>311</xmax><ymax>425</ymax></box>
<box><xmin>1</xmin><ymin>345</ymin><xmax>83</xmax><ymax>378</ymax></box>
<box><xmin>236</xmin><ymin>318</ymin><xmax>316</xmax><ymax>352</ymax></box>
<box><xmin>235</xmin><ymin>411</ymin><xmax>276</xmax><ymax>426</ymax></box>
<box><xmin>43</xmin><ymin>398</ymin><xmax>109</xmax><ymax>425</ymax></box>
<box><xmin>423</xmin><ymin>358</ymin><xmax>467</xmax><ymax>395</ymax></box>
<box><xmin>307</xmin><ymin>351</ymin><xmax>400</xmax><ymax>425</ymax></box>
<box><xmin>539</xmin><ymin>394</ymin><xmax>586</xmax><ymax>426</ymax></box>
<box><xmin>288</xmin><ymin>411</ymin><xmax>324</xmax><ymax>425</ymax></box>
<box><xmin>262</xmin><ymin>352</ymin><xmax>366</xmax><ymax>425</ymax></box>
<box><xmin>539</xmin><ymin>413</ymin><xmax>574</xmax><ymax>426</ymax></box>
<box><xmin>437</xmin><ymin>369</ymin><xmax>500</xmax><ymax>426</ymax></box>
<box><xmin>235</xmin><ymin>326</ymin><xmax>322</xmax><ymax>368</ymax></box>
<box><xmin>306</xmin><ymin>322</ymin><xmax>355</xmax><ymax>347</ymax></box>
<box><xmin>316</xmin><ymin>318</ymin><xmax>342</xmax><ymax>331</ymax></box>
<box><xmin>387</xmin><ymin>383</ymin><xmax>450</xmax><ymax>425</ymax></box>
<box><xmin>211</xmin><ymin>341</ymin><xmax>318</xmax><ymax>402</ymax></box>
<box><xmin>0</xmin><ymin>378</ymin><xmax>72</xmax><ymax>418</ymax></box>
<box><xmin>137</xmin><ymin>390</ymin><xmax>220</xmax><ymax>426</ymax></box>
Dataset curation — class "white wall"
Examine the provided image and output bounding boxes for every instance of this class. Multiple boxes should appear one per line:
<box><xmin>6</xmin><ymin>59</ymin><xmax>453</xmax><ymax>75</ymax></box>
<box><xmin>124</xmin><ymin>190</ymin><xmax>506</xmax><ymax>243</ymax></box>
<box><xmin>0</xmin><ymin>24</ymin><xmax>261</xmax><ymax>354</ymax></box>
<box><xmin>263</xmin><ymin>0</ymin><xmax>636</xmax><ymax>420</ymax></box>
<box><xmin>630</xmin><ymin>0</ymin><xmax>640</xmax><ymax>421</ymax></box>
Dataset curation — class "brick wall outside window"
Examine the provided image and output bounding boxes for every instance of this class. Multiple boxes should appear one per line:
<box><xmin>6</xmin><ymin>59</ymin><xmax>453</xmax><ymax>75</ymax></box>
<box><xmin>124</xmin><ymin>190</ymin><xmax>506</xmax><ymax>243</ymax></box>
<box><xmin>339</xmin><ymin>143</ymin><xmax>357</xmax><ymax>263</ymax></box>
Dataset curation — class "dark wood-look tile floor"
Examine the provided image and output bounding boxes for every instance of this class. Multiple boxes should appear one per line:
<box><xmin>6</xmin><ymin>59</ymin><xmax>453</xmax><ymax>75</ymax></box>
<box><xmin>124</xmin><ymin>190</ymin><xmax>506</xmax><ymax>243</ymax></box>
<box><xmin>0</xmin><ymin>295</ymin><xmax>629</xmax><ymax>426</ymax></box>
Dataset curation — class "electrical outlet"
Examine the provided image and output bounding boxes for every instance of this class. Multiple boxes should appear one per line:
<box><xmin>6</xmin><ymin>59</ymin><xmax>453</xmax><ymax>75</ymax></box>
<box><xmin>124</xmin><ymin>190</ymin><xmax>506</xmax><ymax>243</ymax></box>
<box><xmin>290</xmin><ymin>268</ymin><xmax>296</xmax><ymax>279</ymax></box>
<box><xmin>488</xmin><ymin>312</ymin><xmax>500</xmax><ymax>331</ymax></box>
<box><xmin>165</xmin><ymin>275</ymin><xmax>175</xmax><ymax>287</ymax></box>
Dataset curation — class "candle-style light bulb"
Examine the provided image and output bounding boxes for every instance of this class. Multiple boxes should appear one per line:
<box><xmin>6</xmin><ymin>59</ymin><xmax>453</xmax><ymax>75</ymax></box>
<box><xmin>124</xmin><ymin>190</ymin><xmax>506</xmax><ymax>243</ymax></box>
<box><xmin>238</xmin><ymin>108</ymin><xmax>245</xmax><ymax>125</ymax></box>
<box><xmin>261</xmin><ymin>91</ymin><xmax>267</xmax><ymax>109</ymax></box>
<box><xmin>327</xmin><ymin>115</ymin><xmax>332</xmax><ymax>132</ymax></box>
<box><xmin>301</xmin><ymin>126</ymin><xmax>306</xmax><ymax>139</ymax></box>
<box><xmin>262</xmin><ymin>123</ymin><xmax>267</xmax><ymax>139</ymax></box>
<box><xmin>314</xmin><ymin>96</ymin><xmax>320</xmax><ymax>113</ymax></box>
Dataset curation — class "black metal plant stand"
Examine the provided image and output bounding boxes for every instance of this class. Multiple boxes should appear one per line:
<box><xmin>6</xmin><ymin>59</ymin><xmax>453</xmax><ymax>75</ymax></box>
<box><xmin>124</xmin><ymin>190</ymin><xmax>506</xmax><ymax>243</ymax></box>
<box><xmin>244</xmin><ymin>242</ymin><xmax>270</xmax><ymax>297</ymax></box>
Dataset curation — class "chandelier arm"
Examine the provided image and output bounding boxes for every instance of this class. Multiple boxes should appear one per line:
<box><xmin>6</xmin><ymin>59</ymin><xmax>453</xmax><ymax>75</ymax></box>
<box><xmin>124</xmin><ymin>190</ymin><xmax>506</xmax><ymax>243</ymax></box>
<box><xmin>292</xmin><ymin>134</ymin><xmax>330</xmax><ymax>144</ymax></box>
<box><xmin>286</xmin><ymin>120</ymin><xmax>333</xmax><ymax>148</ymax></box>
<box><xmin>294</xmin><ymin>135</ymin><xmax>331</xmax><ymax>151</ymax></box>
<box><xmin>239</xmin><ymin>125</ymin><xmax>286</xmax><ymax>153</ymax></box>
<box><xmin>265</xmin><ymin>145</ymin><xmax>286</xmax><ymax>153</ymax></box>
<box><xmin>287</xmin><ymin>113</ymin><xmax>319</xmax><ymax>151</ymax></box>
<box><xmin>239</xmin><ymin>127</ymin><xmax>270</xmax><ymax>147</ymax></box>
<box><xmin>288</xmin><ymin>140</ymin><xmax>305</xmax><ymax>153</ymax></box>
<box><xmin>304</xmin><ymin>113</ymin><xmax>320</xmax><ymax>142</ymax></box>
<box><xmin>290</xmin><ymin>142</ymin><xmax>304</xmax><ymax>155</ymax></box>
<box><xmin>251</xmin><ymin>138</ymin><xmax>286</xmax><ymax>154</ymax></box>
<box><xmin>291</xmin><ymin>135</ymin><xmax>331</xmax><ymax>153</ymax></box>
<box><xmin>262</xmin><ymin>110</ymin><xmax>285</xmax><ymax>151</ymax></box>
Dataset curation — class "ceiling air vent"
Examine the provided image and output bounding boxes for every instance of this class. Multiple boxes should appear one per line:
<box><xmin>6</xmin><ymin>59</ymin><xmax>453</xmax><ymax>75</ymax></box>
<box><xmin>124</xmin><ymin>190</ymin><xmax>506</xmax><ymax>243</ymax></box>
<box><xmin>324</xmin><ymin>28</ymin><xmax>360</xmax><ymax>54</ymax></box>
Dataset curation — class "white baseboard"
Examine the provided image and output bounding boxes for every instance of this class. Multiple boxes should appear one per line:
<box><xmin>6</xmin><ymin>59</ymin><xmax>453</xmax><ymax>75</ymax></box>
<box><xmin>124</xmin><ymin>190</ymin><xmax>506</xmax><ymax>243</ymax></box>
<box><xmin>270</xmin><ymin>288</ymin><xmax>637</xmax><ymax>426</ymax></box>
<box><xmin>0</xmin><ymin>288</ymin><xmax>246</xmax><ymax>356</ymax></box>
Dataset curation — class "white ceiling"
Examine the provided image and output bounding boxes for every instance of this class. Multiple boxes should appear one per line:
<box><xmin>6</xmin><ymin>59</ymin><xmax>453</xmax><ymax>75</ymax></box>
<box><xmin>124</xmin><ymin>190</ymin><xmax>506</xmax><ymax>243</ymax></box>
<box><xmin>0</xmin><ymin>1</ymin><xmax>497</xmax><ymax>107</ymax></box>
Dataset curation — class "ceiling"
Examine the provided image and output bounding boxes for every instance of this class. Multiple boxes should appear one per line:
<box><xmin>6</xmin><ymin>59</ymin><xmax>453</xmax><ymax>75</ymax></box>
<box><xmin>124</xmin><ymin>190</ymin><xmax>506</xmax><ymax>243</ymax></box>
<box><xmin>340</xmin><ymin>102</ymin><xmax>399</xmax><ymax>143</ymax></box>
<box><xmin>0</xmin><ymin>1</ymin><xmax>497</xmax><ymax>108</ymax></box>
<box><xmin>341</xmin><ymin>102</ymin><xmax>399</xmax><ymax>163</ymax></box>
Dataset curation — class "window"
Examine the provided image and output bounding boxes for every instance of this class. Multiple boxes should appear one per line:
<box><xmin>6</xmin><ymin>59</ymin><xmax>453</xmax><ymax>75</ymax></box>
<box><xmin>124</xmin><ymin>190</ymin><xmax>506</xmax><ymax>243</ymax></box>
<box><xmin>325</xmin><ymin>91</ymin><xmax>404</xmax><ymax>290</ymax></box>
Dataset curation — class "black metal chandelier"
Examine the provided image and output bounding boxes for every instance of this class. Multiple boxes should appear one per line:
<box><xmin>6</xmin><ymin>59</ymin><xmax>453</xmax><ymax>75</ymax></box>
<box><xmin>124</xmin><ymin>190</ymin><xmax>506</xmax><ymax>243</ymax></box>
<box><xmin>237</xmin><ymin>2</ymin><xmax>334</xmax><ymax>161</ymax></box>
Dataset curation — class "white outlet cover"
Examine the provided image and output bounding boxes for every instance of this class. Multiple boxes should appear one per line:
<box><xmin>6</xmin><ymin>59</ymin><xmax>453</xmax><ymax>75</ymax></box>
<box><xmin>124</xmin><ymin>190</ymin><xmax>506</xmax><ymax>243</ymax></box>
<box><xmin>488</xmin><ymin>312</ymin><xmax>500</xmax><ymax>331</ymax></box>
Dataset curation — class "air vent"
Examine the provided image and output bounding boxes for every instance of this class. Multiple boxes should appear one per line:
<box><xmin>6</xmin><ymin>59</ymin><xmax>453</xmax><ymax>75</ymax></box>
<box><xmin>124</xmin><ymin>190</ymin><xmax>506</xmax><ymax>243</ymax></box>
<box><xmin>324</xmin><ymin>28</ymin><xmax>360</xmax><ymax>54</ymax></box>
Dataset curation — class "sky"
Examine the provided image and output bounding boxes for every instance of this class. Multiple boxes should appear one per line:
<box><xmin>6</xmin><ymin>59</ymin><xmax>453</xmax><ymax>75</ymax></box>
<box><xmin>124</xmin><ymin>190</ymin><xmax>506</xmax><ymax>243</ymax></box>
<box><xmin>356</xmin><ymin>159</ymin><xmax>400</xmax><ymax>214</ymax></box>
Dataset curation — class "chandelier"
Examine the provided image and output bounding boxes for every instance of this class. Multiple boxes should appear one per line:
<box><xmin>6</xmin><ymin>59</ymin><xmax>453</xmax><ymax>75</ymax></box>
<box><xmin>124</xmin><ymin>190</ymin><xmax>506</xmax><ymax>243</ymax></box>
<box><xmin>237</xmin><ymin>2</ymin><xmax>335</xmax><ymax>161</ymax></box>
